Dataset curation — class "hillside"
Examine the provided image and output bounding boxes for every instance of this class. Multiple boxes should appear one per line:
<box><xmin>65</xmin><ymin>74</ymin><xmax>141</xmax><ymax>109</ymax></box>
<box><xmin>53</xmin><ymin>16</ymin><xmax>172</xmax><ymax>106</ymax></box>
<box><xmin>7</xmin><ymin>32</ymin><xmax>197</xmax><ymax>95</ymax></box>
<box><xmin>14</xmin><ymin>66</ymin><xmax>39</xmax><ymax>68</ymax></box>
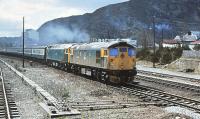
<box><xmin>38</xmin><ymin>0</ymin><xmax>200</xmax><ymax>44</ymax></box>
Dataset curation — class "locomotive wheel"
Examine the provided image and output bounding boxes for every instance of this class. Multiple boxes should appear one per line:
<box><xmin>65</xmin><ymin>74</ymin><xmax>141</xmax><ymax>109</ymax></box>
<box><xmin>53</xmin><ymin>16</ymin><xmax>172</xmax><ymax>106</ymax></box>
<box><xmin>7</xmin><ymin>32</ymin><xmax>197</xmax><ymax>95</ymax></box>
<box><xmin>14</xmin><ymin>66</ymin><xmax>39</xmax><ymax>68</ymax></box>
<box><xmin>101</xmin><ymin>73</ymin><xmax>109</xmax><ymax>84</ymax></box>
<box><xmin>92</xmin><ymin>70</ymin><xmax>97</xmax><ymax>80</ymax></box>
<box><xmin>68</xmin><ymin>67</ymin><xmax>72</xmax><ymax>72</ymax></box>
<box><xmin>101</xmin><ymin>72</ymin><xmax>106</xmax><ymax>83</ymax></box>
<box><xmin>74</xmin><ymin>66</ymin><xmax>78</xmax><ymax>74</ymax></box>
<box><xmin>104</xmin><ymin>74</ymin><xmax>109</xmax><ymax>84</ymax></box>
<box><xmin>97</xmin><ymin>71</ymin><xmax>101</xmax><ymax>80</ymax></box>
<box><xmin>64</xmin><ymin>67</ymin><xmax>68</xmax><ymax>71</ymax></box>
<box><xmin>96</xmin><ymin>71</ymin><xmax>99</xmax><ymax>80</ymax></box>
<box><xmin>91</xmin><ymin>69</ymin><xmax>94</xmax><ymax>79</ymax></box>
<box><xmin>71</xmin><ymin>65</ymin><xmax>75</xmax><ymax>73</ymax></box>
<box><xmin>78</xmin><ymin>67</ymin><xmax>81</xmax><ymax>75</ymax></box>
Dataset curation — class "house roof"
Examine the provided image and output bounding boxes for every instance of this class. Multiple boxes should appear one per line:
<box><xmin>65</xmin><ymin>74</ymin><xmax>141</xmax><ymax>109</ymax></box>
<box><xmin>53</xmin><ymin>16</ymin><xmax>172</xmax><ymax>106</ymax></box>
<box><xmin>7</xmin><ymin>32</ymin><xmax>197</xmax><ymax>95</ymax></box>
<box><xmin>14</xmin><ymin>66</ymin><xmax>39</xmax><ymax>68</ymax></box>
<box><xmin>163</xmin><ymin>40</ymin><xmax>179</xmax><ymax>44</ymax></box>
<box><xmin>191</xmin><ymin>40</ymin><xmax>200</xmax><ymax>45</ymax></box>
<box><xmin>183</xmin><ymin>34</ymin><xmax>197</xmax><ymax>41</ymax></box>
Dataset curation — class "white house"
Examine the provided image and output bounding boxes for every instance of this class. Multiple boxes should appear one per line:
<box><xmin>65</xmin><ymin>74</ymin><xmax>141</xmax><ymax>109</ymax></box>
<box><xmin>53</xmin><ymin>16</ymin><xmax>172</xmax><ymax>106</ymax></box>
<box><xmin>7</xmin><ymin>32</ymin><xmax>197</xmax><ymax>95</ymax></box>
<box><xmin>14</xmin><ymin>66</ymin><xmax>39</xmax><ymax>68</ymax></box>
<box><xmin>182</xmin><ymin>31</ymin><xmax>197</xmax><ymax>44</ymax></box>
<box><xmin>162</xmin><ymin>39</ymin><xmax>180</xmax><ymax>48</ymax></box>
<box><xmin>189</xmin><ymin>40</ymin><xmax>200</xmax><ymax>50</ymax></box>
<box><xmin>174</xmin><ymin>35</ymin><xmax>181</xmax><ymax>41</ymax></box>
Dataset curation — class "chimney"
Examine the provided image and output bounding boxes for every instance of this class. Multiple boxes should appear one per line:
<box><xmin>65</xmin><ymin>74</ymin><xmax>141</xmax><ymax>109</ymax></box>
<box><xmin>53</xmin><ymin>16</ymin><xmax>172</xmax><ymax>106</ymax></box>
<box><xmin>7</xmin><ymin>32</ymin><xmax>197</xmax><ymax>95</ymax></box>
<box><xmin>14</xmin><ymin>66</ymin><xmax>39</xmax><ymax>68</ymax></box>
<box><xmin>188</xmin><ymin>31</ymin><xmax>192</xmax><ymax>35</ymax></box>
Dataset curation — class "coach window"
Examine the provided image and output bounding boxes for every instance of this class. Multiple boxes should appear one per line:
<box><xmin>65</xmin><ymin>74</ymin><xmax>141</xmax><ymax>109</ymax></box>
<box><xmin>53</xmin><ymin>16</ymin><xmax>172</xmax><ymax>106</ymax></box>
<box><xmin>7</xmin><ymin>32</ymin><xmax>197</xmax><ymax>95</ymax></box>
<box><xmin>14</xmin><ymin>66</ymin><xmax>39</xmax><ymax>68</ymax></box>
<box><xmin>65</xmin><ymin>49</ymin><xmax>68</xmax><ymax>54</ymax></box>
<box><xmin>70</xmin><ymin>49</ymin><xmax>73</xmax><ymax>55</ymax></box>
<box><xmin>84</xmin><ymin>51</ymin><xmax>87</xmax><ymax>60</ymax></box>
<box><xmin>79</xmin><ymin>51</ymin><xmax>81</xmax><ymax>56</ymax></box>
<box><xmin>96</xmin><ymin>51</ymin><xmax>101</xmax><ymax>63</ymax></box>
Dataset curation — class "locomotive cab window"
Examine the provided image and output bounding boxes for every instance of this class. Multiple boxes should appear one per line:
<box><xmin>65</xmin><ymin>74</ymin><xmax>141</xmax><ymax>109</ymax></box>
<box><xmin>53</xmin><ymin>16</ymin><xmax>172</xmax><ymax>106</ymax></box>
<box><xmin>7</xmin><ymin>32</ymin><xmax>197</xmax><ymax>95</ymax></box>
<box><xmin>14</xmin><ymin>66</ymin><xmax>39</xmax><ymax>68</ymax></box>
<box><xmin>109</xmin><ymin>48</ymin><xmax>118</xmax><ymax>56</ymax></box>
<box><xmin>128</xmin><ymin>48</ymin><xmax>135</xmax><ymax>56</ymax></box>
<box><xmin>119</xmin><ymin>48</ymin><xmax>127</xmax><ymax>52</ymax></box>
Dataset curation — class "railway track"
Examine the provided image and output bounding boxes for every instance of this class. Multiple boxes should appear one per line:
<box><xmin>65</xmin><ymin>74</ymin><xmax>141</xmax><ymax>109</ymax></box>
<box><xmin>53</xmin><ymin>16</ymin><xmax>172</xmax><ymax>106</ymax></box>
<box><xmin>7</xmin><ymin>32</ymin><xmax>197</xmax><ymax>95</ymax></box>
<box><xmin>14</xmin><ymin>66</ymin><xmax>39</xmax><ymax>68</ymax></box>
<box><xmin>110</xmin><ymin>83</ymin><xmax>200</xmax><ymax>113</ymax></box>
<box><xmin>137</xmin><ymin>70</ymin><xmax>199</xmax><ymax>81</ymax></box>
<box><xmin>0</xmin><ymin>68</ymin><xmax>19</xmax><ymax>119</ymax></box>
<box><xmin>136</xmin><ymin>70</ymin><xmax>200</xmax><ymax>92</ymax></box>
<box><xmin>60</xmin><ymin>100</ymin><xmax>144</xmax><ymax>111</ymax></box>
<box><xmin>2</xmin><ymin>55</ymin><xmax>200</xmax><ymax>113</ymax></box>
<box><xmin>57</xmin><ymin>79</ymin><xmax>200</xmax><ymax>113</ymax></box>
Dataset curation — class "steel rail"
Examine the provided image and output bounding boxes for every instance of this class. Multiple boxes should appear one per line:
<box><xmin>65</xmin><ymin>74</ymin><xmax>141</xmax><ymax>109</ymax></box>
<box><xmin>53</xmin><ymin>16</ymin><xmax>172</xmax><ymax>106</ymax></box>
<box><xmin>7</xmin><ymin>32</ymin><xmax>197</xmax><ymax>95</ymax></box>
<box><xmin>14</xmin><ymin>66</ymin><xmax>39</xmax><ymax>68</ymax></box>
<box><xmin>123</xmin><ymin>83</ymin><xmax>200</xmax><ymax>112</ymax></box>
<box><xmin>0</xmin><ymin>68</ymin><xmax>11</xmax><ymax>119</ymax></box>
<box><xmin>2</xmin><ymin>54</ymin><xmax>200</xmax><ymax>113</ymax></box>
<box><xmin>108</xmin><ymin>83</ymin><xmax>200</xmax><ymax>113</ymax></box>
<box><xmin>137</xmin><ymin>70</ymin><xmax>199</xmax><ymax>81</ymax></box>
<box><xmin>137</xmin><ymin>74</ymin><xmax>200</xmax><ymax>92</ymax></box>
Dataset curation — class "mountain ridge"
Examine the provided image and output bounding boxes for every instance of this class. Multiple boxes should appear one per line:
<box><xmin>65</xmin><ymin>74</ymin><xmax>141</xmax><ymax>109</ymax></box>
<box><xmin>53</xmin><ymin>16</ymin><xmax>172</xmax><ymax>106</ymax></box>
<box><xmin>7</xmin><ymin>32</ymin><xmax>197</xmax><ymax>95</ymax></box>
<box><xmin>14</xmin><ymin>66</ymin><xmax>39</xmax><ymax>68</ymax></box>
<box><xmin>38</xmin><ymin>0</ymin><xmax>200</xmax><ymax>44</ymax></box>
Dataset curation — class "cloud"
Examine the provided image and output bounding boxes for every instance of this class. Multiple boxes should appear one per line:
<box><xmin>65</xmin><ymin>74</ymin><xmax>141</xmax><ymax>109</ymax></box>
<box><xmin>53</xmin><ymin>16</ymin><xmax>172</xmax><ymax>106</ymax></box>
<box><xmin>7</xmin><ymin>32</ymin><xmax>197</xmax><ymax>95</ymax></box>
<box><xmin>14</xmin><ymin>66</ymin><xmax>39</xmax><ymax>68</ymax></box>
<box><xmin>56</xmin><ymin>0</ymin><xmax>129</xmax><ymax>11</ymax></box>
<box><xmin>0</xmin><ymin>0</ymin><xmax>129</xmax><ymax>37</ymax></box>
<box><xmin>0</xmin><ymin>19</ymin><xmax>22</xmax><ymax>36</ymax></box>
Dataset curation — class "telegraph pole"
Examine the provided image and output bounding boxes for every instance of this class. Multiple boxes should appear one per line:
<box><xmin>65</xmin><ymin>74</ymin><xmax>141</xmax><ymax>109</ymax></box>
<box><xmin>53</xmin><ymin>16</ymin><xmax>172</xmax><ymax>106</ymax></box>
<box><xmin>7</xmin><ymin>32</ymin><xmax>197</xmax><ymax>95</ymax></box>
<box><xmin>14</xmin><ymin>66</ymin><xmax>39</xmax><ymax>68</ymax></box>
<box><xmin>22</xmin><ymin>17</ymin><xmax>25</xmax><ymax>68</ymax></box>
<box><xmin>161</xmin><ymin>28</ymin><xmax>164</xmax><ymax>48</ymax></box>
<box><xmin>153</xmin><ymin>16</ymin><xmax>156</xmax><ymax>68</ymax></box>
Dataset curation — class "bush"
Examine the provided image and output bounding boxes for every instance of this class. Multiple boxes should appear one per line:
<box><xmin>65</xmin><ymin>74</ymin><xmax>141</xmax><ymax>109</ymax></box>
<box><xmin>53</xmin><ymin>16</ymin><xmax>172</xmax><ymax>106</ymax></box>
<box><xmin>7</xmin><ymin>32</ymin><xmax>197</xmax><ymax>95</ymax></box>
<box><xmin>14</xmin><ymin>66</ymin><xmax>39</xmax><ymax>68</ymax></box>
<box><xmin>160</xmin><ymin>52</ymin><xmax>172</xmax><ymax>64</ymax></box>
<box><xmin>193</xmin><ymin>45</ymin><xmax>200</xmax><ymax>51</ymax></box>
<box><xmin>62</xmin><ymin>88</ymin><xmax>70</xmax><ymax>99</ymax></box>
<box><xmin>172</xmin><ymin>47</ymin><xmax>183</xmax><ymax>59</ymax></box>
<box><xmin>136</xmin><ymin>48</ymin><xmax>151</xmax><ymax>60</ymax></box>
<box><xmin>182</xmin><ymin>45</ymin><xmax>190</xmax><ymax>50</ymax></box>
<box><xmin>137</xmin><ymin>47</ymin><xmax>183</xmax><ymax>65</ymax></box>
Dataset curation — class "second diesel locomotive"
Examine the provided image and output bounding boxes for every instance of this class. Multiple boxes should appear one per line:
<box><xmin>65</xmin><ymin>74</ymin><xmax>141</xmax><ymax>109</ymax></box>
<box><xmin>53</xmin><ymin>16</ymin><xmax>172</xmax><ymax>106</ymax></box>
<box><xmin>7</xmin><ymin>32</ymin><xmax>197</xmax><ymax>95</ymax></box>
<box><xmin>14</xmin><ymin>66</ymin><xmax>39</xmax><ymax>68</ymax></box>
<box><xmin>0</xmin><ymin>41</ymin><xmax>137</xmax><ymax>84</ymax></box>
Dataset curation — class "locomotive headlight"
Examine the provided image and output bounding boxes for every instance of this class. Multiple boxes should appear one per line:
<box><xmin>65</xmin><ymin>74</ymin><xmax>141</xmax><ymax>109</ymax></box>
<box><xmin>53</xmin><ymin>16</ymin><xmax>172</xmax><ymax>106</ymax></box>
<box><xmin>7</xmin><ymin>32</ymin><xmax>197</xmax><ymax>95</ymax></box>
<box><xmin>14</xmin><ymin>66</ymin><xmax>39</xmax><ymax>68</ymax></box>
<box><xmin>110</xmin><ymin>59</ymin><xmax>114</xmax><ymax>62</ymax></box>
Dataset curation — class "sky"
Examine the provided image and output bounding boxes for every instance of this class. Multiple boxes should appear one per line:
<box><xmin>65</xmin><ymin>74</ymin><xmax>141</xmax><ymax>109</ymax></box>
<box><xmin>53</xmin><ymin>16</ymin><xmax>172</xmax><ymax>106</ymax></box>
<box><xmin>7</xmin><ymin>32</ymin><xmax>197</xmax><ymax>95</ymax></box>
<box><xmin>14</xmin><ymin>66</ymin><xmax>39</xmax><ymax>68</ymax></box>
<box><xmin>0</xmin><ymin>0</ymin><xmax>129</xmax><ymax>37</ymax></box>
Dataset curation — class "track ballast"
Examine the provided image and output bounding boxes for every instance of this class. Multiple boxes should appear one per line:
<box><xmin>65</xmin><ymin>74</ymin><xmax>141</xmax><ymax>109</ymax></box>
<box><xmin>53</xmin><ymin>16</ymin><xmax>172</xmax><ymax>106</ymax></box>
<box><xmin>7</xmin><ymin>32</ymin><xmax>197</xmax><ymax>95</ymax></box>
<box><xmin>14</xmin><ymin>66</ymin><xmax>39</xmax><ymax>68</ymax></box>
<box><xmin>137</xmin><ymin>70</ymin><xmax>200</xmax><ymax>92</ymax></box>
<box><xmin>0</xmin><ymin>68</ymin><xmax>19</xmax><ymax>119</ymax></box>
<box><xmin>109</xmin><ymin>83</ymin><xmax>200</xmax><ymax>113</ymax></box>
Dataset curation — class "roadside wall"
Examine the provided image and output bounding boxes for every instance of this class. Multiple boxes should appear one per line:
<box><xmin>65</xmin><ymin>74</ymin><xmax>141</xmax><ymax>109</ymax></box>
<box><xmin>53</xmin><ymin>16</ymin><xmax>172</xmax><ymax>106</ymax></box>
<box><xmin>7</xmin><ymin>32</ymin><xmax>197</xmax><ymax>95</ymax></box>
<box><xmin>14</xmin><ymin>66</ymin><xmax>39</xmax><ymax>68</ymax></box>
<box><xmin>167</xmin><ymin>50</ymin><xmax>200</xmax><ymax>74</ymax></box>
<box><xmin>182</xmin><ymin>50</ymin><xmax>200</xmax><ymax>59</ymax></box>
